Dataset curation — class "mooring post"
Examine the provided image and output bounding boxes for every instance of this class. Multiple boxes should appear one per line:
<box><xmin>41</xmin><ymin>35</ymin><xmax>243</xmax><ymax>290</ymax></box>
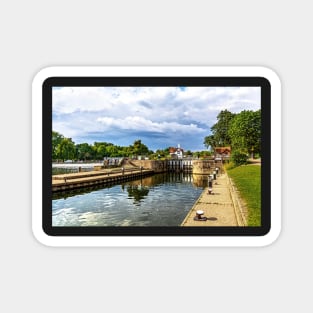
<box><xmin>196</xmin><ymin>210</ymin><xmax>204</xmax><ymax>219</ymax></box>
<box><xmin>208</xmin><ymin>175</ymin><xmax>213</xmax><ymax>188</ymax></box>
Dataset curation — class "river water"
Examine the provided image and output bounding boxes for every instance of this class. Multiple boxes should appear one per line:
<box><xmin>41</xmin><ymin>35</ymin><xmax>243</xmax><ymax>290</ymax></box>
<box><xmin>52</xmin><ymin>173</ymin><xmax>207</xmax><ymax>227</ymax></box>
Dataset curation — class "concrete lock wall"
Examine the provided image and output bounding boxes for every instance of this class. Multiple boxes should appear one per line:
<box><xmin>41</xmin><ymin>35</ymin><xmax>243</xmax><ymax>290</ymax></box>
<box><xmin>131</xmin><ymin>160</ymin><xmax>166</xmax><ymax>173</ymax></box>
<box><xmin>192</xmin><ymin>160</ymin><xmax>215</xmax><ymax>175</ymax></box>
<box><xmin>131</xmin><ymin>159</ymin><xmax>221</xmax><ymax>175</ymax></box>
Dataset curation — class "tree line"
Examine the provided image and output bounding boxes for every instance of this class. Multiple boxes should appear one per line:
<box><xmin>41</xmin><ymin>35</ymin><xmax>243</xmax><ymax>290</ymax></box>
<box><xmin>203</xmin><ymin>109</ymin><xmax>261</xmax><ymax>161</ymax></box>
<box><xmin>52</xmin><ymin>131</ymin><xmax>152</xmax><ymax>161</ymax></box>
<box><xmin>52</xmin><ymin>131</ymin><xmax>213</xmax><ymax>162</ymax></box>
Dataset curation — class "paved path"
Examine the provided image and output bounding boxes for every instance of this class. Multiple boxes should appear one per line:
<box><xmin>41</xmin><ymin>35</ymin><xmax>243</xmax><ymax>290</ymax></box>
<box><xmin>181</xmin><ymin>172</ymin><xmax>246</xmax><ymax>226</ymax></box>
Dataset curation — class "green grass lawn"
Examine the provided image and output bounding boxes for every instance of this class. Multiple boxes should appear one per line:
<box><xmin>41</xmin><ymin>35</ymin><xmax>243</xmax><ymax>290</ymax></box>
<box><xmin>226</xmin><ymin>165</ymin><xmax>261</xmax><ymax>226</ymax></box>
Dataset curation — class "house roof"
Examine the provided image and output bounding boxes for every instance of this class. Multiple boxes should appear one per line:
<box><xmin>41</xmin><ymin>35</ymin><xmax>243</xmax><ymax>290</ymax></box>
<box><xmin>214</xmin><ymin>146</ymin><xmax>231</xmax><ymax>154</ymax></box>
<box><xmin>169</xmin><ymin>147</ymin><xmax>184</xmax><ymax>153</ymax></box>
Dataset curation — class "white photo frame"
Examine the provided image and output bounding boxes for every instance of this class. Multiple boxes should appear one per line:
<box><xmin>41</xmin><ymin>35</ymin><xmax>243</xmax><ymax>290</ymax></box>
<box><xmin>32</xmin><ymin>66</ymin><xmax>281</xmax><ymax>247</ymax></box>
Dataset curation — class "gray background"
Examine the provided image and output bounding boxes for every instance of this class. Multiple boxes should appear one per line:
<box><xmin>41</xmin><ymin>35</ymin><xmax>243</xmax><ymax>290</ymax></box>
<box><xmin>1</xmin><ymin>1</ymin><xmax>311</xmax><ymax>312</ymax></box>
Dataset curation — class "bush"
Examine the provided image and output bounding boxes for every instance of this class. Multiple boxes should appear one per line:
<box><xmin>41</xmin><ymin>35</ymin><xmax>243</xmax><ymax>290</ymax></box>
<box><xmin>224</xmin><ymin>161</ymin><xmax>236</xmax><ymax>171</ymax></box>
<box><xmin>231</xmin><ymin>150</ymin><xmax>248</xmax><ymax>166</ymax></box>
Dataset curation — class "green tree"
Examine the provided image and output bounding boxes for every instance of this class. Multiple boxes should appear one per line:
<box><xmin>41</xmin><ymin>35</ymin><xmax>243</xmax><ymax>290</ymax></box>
<box><xmin>122</xmin><ymin>145</ymin><xmax>132</xmax><ymax>157</ymax></box>
<box><xmin>96</xmin><ymin>144</ymin><xmax>107</xmax><ymax>159</ymax></box>
<box><xmin>163</xmin><ymin>147</ymin><xmax>170</xmax><ymax>155</ymax></box>
<box><xmin>203</xmin><ymin>135</ymin><xmax>218</xmax><ymax>151</ymax></box>
<box><xmin>199</xmin><ymin>150</ymin><xmax>212</xmax><ymax>158</ymax></box>
<box><xmin>52</xmin><ymin>131</ymin><xmax>156</xmax><ymax>160</ymax></box>
<box><xmin>231</xmin><ymin>150</ymin><xmax>249</xmax><ymax>166</ymax></box>
<box><xmin>228</xmin><ymin>110</ymin><xmax>261</xmax><ymax>157</ymax></box>
<box><xmin>185</xmin><ymin>150</ymin><xmax>193</xmax><ymax>157</ymax></box>
<box><xmin>56</xmin><ymin>138</ymin><xmax>76</xmax><ymax>161</ymax></box>
<box><xmin>210</xmin><ymin>109</ymin><xmax>236</xmax><ymax>146</ymax></box>
<box><xmin>155</xmin><ymin>149</ymin><xmax>166</xmax><ymax>158</ymax></box>
<box><xmin>106</xmin><ymin>144</ymin><xmax>119</xmax><ymax>157</ymax></box>
<box><xmin>52</xmin><ymin>131</ymin><xmax>64</xmax><ymax>160</ymax></box>
<box><xmin>76</xmin><ymin>143</ymin><xmax>94</xmax><ymax>161</ymax></box>
<box><xmin>132</xmin><ymin>140</ymin><xmax>149</xmax><ymax>157</ymax></box>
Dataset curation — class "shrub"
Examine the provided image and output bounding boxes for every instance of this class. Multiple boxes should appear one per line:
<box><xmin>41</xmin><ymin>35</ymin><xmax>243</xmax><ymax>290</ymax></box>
<box><xmin>231</xmin><ymin>150</ymin><xmax>248</xmax><ymax>166</ymax></box>
<box><xmin>224</xmin><ymin>161</ymin><xmax>236</xmax><ymax>171</ymax></box>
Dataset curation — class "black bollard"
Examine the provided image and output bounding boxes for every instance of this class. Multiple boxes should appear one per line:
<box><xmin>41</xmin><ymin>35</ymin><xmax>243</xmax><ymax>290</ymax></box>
<box><xmin>194</xmin><ymin>210</ymin><xmax>207</xmax><ymax>221</ymax></box>
<box><xmin>208</xmin><ymin>175</ymin><xmax>213</xmax><ymax>188</ymax></box>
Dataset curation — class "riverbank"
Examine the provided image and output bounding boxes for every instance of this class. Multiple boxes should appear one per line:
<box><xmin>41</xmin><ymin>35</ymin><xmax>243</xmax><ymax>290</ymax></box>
<box><xmin>181</xmin><ymin>171</ymin><xmax>246</xmax><ymax>226</ymax></box>
<box><xmin>226</xmin><ymin>164</ymin><xmax>261</xmax><ymax>226</ymax></box>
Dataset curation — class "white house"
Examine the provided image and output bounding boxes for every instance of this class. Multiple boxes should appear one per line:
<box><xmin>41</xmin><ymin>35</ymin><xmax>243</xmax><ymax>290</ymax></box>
<box><xmin>169</xmin><ymin>144</ymin><xmax>184</xmax><ymax>159</ymax></box>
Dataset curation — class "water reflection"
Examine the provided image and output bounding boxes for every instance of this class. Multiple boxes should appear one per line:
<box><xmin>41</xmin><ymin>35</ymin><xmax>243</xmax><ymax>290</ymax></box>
<box><xmin>192</xmin><ymin>174</ymin><xmax>209</xmax><ymax>187</ymax></box>
<box><xmin>52</xmin><ymin>173</ymin><xmax>207</xmax><ymax>226</ymax></box>
<box><xmin>127</xmin><ymin>185</ymin><xmax>149</xmax><ymax>205</ymax></box>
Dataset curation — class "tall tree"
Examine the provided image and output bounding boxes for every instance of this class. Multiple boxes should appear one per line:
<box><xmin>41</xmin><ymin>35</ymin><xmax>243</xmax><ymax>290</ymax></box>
<box><xmin>52</xmin><ymin>131</ymin><xmax>64</xmax><ymax>160</ymax></box>
<box><xmin>228</xmin><ymin>110</ymin><xmax>261</xmax><ymax>157</ymax></box>
<box><xmin>203</xmin><ymin>135</ymin><xmax>218</xmax><ymax>151</ymax></box>
<box><xmin>132</xmin><ymin>140</ymin><xmax>149</xmax><ymax>157</ymax></box>
<box><xmin>210</xmin><ymin>109</ymin><xmax>236</xmax><ymax>146</ymax></box>
<box><xmin>96</xmin><ymin>144</ymin><xmax>108</xmax><ymax>159</ymax></box>
<box><xmin>76</xmin><ymin>143</ymin><xmax>94</xmax><ymax>161</ymax></box>
<box><xmin>56</xmin><ymin>138</ymin><xmax>76</xmax><ymax>161</ymax></box>
<box><xmin>106</xmin><ymin>145</ymin><xmax>119</xmax><ymax>157</ymax></box>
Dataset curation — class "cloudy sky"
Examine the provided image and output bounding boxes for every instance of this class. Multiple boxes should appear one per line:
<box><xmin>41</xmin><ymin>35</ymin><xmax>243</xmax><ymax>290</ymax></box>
<box><xmin>52</xmin><ymin>86</ymin><xmax>261</xmax><ymax>151</ymax></box>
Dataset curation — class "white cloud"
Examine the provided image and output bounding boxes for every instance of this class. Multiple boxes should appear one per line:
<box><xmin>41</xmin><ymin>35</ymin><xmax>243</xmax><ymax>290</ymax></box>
<box><xmin>53</xmin><ymin>86</ymin><xmax>260</xmax><ymax>122</ymax></box>
<box><xmin>53</xmin><ymin>86</ymin><xmax>261</xmax><ymax>149</ymax></box>
<box><xmin>96</xmin><ymin>116</ymin><xmax>206</xmax><ymax>134</ymax></box>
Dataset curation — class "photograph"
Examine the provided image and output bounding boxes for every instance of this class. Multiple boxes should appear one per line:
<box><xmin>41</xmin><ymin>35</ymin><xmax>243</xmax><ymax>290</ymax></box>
<box><xmin>51</xmin><ymin>85</ymin><xmax>262</xmax><ymax>228</ymax></box>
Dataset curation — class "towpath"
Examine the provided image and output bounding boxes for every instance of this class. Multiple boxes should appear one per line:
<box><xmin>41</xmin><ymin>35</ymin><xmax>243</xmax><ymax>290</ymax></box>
<box><xmin>181</xmin><ymin>171</ymin><xmax>246</xmax><ymax>226</ymax></box>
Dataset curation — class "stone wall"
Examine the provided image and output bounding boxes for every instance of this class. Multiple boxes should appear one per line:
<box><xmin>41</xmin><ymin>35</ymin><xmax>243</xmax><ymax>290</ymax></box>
<box><xmin>192</xmin><ymin>160</ymin><xmax>216</xmax><ymax>175</ymax></box>
<box><xmin>131</xmin><ymin>160</ymin><xmax>166</xmax><ymax>173</ymax></box>
<box><xmin>131</xmin><ymin>159</ymin><xmax>223</xmax><ymax>175</ymax></box>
